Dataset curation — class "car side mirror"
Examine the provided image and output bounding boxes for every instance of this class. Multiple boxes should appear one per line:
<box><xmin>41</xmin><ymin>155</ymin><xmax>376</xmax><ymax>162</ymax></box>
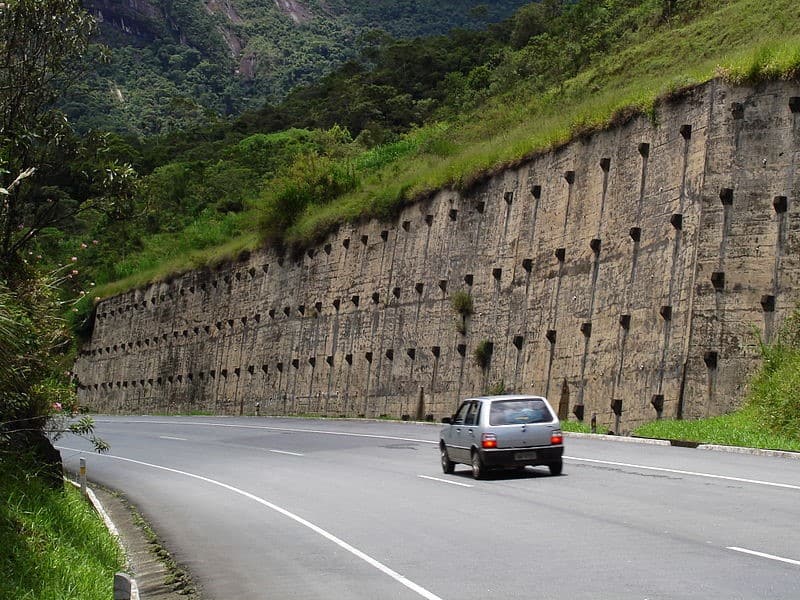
<box><xmin>441</xmin><ymin>416</ymin><xmax>452</xmax><ymax>424</ymax></box>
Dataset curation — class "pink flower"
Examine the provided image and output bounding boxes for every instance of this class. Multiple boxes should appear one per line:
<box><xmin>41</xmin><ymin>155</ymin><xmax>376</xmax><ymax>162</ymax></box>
<box><xmin>52</xmin><ymin>402</ymin><xmax>62</xmax><ymax>412</ymax></box>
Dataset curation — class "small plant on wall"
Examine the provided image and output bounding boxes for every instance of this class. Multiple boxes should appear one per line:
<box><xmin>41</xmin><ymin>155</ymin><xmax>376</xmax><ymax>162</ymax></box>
<box><xmin>474</xmin><ymin>339</ymin><xmax>493</xmax><ymax>370</ymax></box>
<box><xmin>451</xmin><ymin>291</ymin><xmax>473</xmax><ymax>334</ymax></box>
<box><xmin>487</xmin><ymin>380</ymin><xmax>505</xmax><ymax>395</ymax></box>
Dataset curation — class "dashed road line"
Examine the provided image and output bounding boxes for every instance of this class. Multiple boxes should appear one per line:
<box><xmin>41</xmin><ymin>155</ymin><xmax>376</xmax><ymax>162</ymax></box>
<box><xmin>418</xmin><ymin>475</ymin><xmax>473</xmax><ymax>488</ymax></box>
<box><xmin>565</xmin><ymin>456</ymin><xmax>800</xmax><ymax>490</ymax></box>
<box><xmin>268</xmin><ymin>449</ymin><xmax>304</xmax><ymax>457</ymax></box>
<box><xmin>97</xmin><ymin>419</ymin><xmax>434</xmax><ymax>445</ymax></box>
<box><xmin>727</xmin><ymin>547</ymin><xmax>800</xmax><ymax>567</ymax></box>
<box><xmin>95</xmin><ymin>419</ymin><xmax>800</xmax><ymax>491</ymax></box>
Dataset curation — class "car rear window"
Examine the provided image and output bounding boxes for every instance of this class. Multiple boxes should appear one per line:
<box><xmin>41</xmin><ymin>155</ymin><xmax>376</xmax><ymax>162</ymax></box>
<box><xmin>489</xmin><ymin>399</ymin><xmax>553</xmax><ymax>425</ymax></box>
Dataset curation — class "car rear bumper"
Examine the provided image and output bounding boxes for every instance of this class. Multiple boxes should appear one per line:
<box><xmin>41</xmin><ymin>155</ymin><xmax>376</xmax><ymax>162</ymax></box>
<box><xmin>479</xmin><ymin>446</ymin><xmax>563</xmax><ymax>467</ymax></box>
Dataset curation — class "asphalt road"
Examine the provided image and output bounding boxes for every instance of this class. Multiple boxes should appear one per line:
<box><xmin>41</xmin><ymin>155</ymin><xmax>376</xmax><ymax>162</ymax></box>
<box><xmin>59</xmin><ymin>417</ymin><xmax>800</xmax><ymax>600</ymax></box>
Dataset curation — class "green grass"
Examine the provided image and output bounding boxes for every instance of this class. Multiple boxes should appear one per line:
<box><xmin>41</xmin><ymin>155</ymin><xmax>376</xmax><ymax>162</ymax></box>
<box><xmin>560</xmin><ymin>420</ymin><xmax>594</xmax><ymax>434</ymax></box>
<box><xmin>94</xmin><ymin>230</ymin><xmax>259</xmax><ymax>299</ymax></box>
<box><xmin>633</xmin><ymin>407</ymin><xmax>800</xmax><ymax>452</ymax></box>
<box><xmin>0</xmin><ymin>459</ymin><xmax>125</xmax><ymax>600</ymax></box>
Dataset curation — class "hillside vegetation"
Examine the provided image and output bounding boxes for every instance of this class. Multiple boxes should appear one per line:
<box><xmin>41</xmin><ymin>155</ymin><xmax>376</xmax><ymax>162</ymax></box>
<box><xmin>68</xmin><ymin>0</ymin><xmax>529</xmax><ymax>134</ymax></box>
<box><xmin>70</xmin><ymin>0</ymin><xmax>800</xmax><ymax>304</ymax></box>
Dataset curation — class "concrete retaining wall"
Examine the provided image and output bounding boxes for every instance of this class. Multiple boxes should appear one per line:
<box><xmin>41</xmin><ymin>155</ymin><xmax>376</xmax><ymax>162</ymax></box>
<box><xmin>74</xmin><ymin>79</ymin><xmax>800</xmax><ymax>432</ymax></box>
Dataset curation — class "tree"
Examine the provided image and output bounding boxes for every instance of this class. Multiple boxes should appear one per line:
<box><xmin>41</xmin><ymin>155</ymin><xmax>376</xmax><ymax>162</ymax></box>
<box><xmin>0</xmin><ymin>0</ymin><xmax>134</xmax><ymax>277</ymax></box>
<box><xmin>510</xmin><ymin>3</ymin><xmax>550</xmax><ymax>49</ymax></box>
<box><xmin>0</xmin><ymin>1</ymin><xmax>114</xmax><ymax>479</ymax></box>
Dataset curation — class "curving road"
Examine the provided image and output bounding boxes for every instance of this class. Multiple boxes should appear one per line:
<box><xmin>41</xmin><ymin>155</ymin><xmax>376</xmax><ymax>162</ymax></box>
<box><xmin>59</xmin><ymin>417</ymin><xmax>800</xmax><ymax>600</ymax></box>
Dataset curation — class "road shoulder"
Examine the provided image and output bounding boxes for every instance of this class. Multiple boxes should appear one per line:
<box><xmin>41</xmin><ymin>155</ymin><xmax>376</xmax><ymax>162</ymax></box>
<box><xmin>90</xmin><ymin>485</ymin><xmax>201</xmax><ymax>600</ymax></box>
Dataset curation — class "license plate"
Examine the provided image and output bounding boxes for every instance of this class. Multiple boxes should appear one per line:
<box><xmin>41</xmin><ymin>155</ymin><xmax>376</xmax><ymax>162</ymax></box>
<box><xmin>514</xmin><ymin>451</ymin><xmax>537</xmax><ymax>460</ymax></box>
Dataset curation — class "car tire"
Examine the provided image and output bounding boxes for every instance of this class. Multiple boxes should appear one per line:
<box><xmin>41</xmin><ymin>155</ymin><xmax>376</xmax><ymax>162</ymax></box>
<box><xmin>471</xmin><ymin>450</ymin><xmax>485</xmax><ymax>480</ymax></box>
<box><xmin>440</xmin><ymin>444</ymin><xmax>455</xmax><ymax>474</ymax></box>
<box><xmin>548</xmin><ymin>459</ymin><xmax>563</xmax><ymax>476</ymax></box>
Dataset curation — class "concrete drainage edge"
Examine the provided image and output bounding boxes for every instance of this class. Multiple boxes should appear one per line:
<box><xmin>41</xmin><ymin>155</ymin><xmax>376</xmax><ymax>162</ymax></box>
<box><xmin>67</xmin><ymin>478</ymin><xmax>140</xmax><ymax>600</ymax></box>
<box><xmin>564</xmin><ymin>431</ymin><xmax>800</xmax><ymax>459</ymax></box>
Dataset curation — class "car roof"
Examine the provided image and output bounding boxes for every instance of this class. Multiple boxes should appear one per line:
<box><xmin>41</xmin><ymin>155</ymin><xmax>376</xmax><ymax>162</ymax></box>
<box><xmin>464</xmin><ymin>395</ymin><xmax>548</xmax><ymax>402</ymax></box>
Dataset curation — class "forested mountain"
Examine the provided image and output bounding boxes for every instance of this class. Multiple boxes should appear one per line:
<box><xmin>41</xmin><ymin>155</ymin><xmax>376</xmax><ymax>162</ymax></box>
<box><xmin>67</xmin><ymin>0</ymin><xmax>530</xmax><ymax>134</ymax></box>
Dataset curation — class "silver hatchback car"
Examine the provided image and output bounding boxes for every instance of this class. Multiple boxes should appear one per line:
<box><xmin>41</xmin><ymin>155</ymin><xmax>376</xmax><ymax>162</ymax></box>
<box><xmin>439</xmin><ymin>395</ymin><xmax>564</xmax><ymax>479</ymax></box>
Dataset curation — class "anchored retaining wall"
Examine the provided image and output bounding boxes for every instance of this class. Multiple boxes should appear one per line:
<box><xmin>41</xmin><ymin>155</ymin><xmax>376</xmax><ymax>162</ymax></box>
<box><xmin>74</xmin><ymin>79</ymin><xmax>800</xmax><ymax>432</ymax></box>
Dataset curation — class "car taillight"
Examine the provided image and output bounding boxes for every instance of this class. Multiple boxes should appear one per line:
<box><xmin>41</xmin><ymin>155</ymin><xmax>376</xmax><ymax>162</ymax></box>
<box><xmin>551</xmin><ymin>431</ymin><xmax>563</xmax><ymax>445</ymax></box>
<box><xmin>481</xmin><ymin>433</ymin><xmax>497</xmax><ymax>449</ymax></box>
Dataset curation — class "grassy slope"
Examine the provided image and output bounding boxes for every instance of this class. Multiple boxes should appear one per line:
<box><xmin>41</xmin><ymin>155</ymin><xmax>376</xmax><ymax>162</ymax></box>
<box><xmin>287</xmin><ymin>0</ymin><xmax>800</xmax><ymax>244</ymax></box>
<box><xmin>96</xmin><ymin>0</ymin><xmax>800</xmax><ymax>299</ymax></box>
<box><xmin>633</xmin><ymin>408</ymin><xmax>800</xmax><ymax>451</ymax></box>
<box><xmin>0</xmin><ymin>464</ymin><xmax>124</xmax><ymax>600</ymax></box>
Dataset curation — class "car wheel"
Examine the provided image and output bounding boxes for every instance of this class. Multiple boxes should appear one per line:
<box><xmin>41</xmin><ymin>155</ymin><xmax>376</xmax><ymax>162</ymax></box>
<box><xmin>440</xmin><ymin>444</ymin><xmax>455</xmax><ymax>474</ymax></box>
<box><xmin>548</xmin><ymin>459</ymin><xmax>563</xmax><ymax>476</ymax></box>
<box><xmin>471</xmin><ymin>450</ymin><xmax>485</xmax><ymax>480</ymax></box>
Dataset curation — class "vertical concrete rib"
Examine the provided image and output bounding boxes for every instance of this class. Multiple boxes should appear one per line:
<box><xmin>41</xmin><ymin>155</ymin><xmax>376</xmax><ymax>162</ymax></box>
<box><xmin>656</xmin><ymin>126</ymin><xmax>692</xmax><ymax>400</ymax></box>
<box><xmin>576</xmin><ymin>158</ymin><xmax>611</xmax><ymax>412</ymax></box>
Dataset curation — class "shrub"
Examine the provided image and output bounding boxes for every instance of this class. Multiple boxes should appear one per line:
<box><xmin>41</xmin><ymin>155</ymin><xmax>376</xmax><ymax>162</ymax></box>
<box><xmin>473</xmin><ymin>339</ymin><xmax>493</xmax><ymax>370</ymax></box>
<box><xmin>450</xmin><ymin>290</ymin><xmax>474</xmax><ymax>317</ymax></box>
<box><xmin>745</xmin><ymin>307</ymin><xmax>800</xmax><ymax>439</ymax></box>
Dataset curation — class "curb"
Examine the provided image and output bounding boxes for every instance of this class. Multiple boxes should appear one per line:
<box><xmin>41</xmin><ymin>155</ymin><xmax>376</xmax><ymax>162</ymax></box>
<box><xmin>565</xmin><ymin>432</ymin><xmax>670</xmax><ymax>446</ymax></box>
<box><xmin>695</xmin><ymin>443</ymin><xmax>800</xmax><ymax>459</ymax></box>
<box><xmin>564</xmin><ymin>431</ymin><xmax>800</xmax><ymax>459</ymax></box>
<box><xmin>67</xmin><ymin>478</ymin><xmax>141</xmax><ymax>600</ymax></box>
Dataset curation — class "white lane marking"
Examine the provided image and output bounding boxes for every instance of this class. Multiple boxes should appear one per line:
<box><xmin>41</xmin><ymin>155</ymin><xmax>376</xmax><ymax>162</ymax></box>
<box><xmin>418</xmin><ymin>475</ymin><xmax>473</xmax><ymax>488</ymax></box>
<box><xmin>727</xmin><ymin>547</ymin><xmax>800</xmax><ymax>567</ymax></box>
<box><xmin>566</xmin><ymin>456</ymin><xmax>800</xmax><ymax>491</ymax></box>
<box><xmin>96</xmin><ymin>419</ymin><xmax>435</xmax><ymax>445</ymax></box>
<box><xmin>93</xmin><ymin>420</ymin><xmax>800</xmax><ymax>491</ymax></box>
<box><xmin>159</xmin><ymin>436</ymin><xmax>187</xmax><ymax>441</ymax></box>
<box><xmin>268</xmin><ymin>449</ymin><xmax>304</xmax><ymax>457</ymax></box>
<box><xmin>57</xmin><ymin>447</ymin><xmax>445</xmax><ymax>600</ymax></box>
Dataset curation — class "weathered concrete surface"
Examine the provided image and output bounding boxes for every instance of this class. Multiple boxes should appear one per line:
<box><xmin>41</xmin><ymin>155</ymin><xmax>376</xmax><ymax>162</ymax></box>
<box><xmin>74</xmin><ymin>79</ymin><xmax>800</xmax><ymax>432</ymax></box>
